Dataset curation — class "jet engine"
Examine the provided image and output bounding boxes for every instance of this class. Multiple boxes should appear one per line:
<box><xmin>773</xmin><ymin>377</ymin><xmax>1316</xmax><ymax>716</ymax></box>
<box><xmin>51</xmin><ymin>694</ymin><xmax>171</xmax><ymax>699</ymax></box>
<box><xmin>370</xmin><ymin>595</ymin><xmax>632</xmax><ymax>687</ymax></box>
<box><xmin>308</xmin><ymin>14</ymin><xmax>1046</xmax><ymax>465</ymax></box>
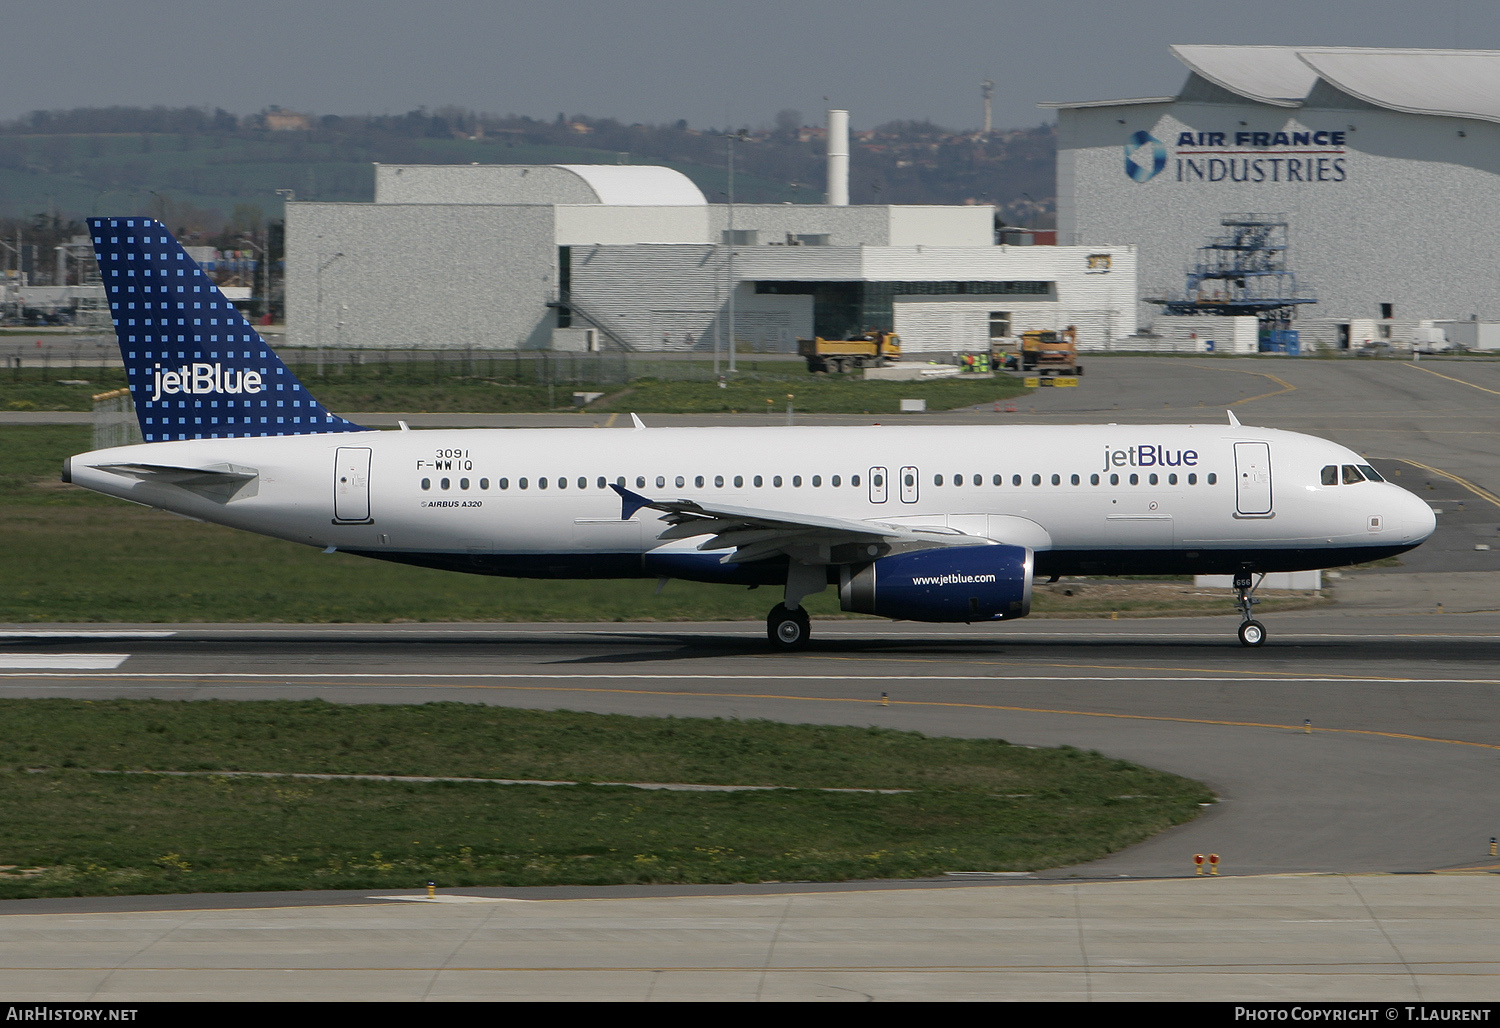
<box><xmin>838</xmin><ymin>545</ymin><xmax>1033</xmax><ymax>623</ymax></box>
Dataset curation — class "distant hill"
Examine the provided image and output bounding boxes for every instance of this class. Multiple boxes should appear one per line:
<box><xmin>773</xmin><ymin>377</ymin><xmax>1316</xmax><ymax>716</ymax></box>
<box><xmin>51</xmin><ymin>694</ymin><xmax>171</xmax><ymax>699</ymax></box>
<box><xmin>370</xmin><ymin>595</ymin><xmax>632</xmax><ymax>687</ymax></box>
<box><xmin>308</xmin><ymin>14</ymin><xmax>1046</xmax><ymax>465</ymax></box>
<box><xmin>0</xmin><ymin>105</ymin><xmax>1056</xmax><ymax>243</ymax></box>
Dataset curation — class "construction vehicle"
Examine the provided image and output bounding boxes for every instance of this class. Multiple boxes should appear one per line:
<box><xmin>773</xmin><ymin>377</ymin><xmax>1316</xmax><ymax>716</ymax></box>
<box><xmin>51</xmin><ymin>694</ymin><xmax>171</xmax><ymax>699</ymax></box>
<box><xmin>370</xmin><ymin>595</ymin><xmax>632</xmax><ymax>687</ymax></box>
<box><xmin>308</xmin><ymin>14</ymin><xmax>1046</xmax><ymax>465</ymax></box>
<box><xmin>994</xmin><ymin>326</ymin><xmax>1083</xmax><ymax>377</ymax></box>
<box><xmin>799</xmin><ymin>331</ymin><xmax>901</xmax><ymax>373</ymax></box>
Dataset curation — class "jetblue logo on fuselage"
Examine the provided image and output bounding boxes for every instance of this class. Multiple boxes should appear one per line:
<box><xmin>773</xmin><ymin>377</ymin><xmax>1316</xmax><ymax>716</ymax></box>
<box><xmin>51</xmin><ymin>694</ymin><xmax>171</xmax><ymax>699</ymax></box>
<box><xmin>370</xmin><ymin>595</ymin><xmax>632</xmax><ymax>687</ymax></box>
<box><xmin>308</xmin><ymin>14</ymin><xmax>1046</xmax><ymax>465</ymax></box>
<box><xmin>1102</xmin><ymin>444</ymin><xmax>1198</xmax><ymax>471</ymax></box>
<box><xmin>150</xmin><ymin>362</ymin><xmax>264</xmax><ymax>402</ymax></box>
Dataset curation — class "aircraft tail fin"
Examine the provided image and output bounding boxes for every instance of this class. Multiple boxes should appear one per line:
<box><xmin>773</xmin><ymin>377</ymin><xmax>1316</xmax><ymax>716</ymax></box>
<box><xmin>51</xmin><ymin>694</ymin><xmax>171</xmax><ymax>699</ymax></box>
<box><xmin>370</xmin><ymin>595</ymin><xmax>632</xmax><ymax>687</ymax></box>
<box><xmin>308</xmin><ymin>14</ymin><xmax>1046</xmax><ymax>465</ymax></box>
<box><xmin>86</xmin><ymin>217</ymin><xmax>366</xmax><ymax>442</ymax></box>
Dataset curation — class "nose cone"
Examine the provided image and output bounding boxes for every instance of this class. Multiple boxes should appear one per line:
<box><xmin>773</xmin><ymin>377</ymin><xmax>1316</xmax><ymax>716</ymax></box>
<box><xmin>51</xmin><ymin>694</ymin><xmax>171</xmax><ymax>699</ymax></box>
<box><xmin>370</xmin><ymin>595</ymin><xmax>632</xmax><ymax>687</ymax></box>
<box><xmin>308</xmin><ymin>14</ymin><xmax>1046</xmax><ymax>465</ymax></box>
<box><xmin>1391</xmin><ymin>484</ymin><xmax>1437</xmax><ymax>545</ymax></box>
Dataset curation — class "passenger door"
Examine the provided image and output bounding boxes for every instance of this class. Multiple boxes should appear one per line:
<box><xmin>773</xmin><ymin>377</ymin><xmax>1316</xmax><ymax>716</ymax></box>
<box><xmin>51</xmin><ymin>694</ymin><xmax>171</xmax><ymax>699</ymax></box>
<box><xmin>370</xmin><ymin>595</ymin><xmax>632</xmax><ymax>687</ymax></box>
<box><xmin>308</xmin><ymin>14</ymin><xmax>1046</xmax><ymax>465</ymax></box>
<box><xmin>1234</xmin><ymin>441</ymin><xmax>1273</xmax><ymax>516</ymax></box>
<box><xmin>333</xmin><ymin>446</ymin><xmax>372</xmax><ymax>523</ymax></box>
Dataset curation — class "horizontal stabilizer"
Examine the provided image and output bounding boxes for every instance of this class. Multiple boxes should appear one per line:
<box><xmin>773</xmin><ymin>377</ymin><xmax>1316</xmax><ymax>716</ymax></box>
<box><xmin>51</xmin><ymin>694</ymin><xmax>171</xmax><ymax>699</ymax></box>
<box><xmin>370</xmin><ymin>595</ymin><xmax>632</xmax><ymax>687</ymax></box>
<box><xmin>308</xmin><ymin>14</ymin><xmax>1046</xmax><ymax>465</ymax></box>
<box><xmin>96</xmin><ymin>461</ymin><xmax>259</xmax><ymax>502</ymax></box>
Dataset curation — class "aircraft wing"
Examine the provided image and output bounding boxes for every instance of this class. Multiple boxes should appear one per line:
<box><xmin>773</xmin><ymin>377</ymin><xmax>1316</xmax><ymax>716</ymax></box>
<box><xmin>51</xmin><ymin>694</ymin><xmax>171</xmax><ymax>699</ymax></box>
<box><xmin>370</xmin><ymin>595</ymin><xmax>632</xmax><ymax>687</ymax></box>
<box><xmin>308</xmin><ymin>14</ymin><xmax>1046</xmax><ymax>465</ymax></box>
<box><xmin>610</xmin><ymin>484</ymin><xmax>992</xmax><ymax>565</ymax></box>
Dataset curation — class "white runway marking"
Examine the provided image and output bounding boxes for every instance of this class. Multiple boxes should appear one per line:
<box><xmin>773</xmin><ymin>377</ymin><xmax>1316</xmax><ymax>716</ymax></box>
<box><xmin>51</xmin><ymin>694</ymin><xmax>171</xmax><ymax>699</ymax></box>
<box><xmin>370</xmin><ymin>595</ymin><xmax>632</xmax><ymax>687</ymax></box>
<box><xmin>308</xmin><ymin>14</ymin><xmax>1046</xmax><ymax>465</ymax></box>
<box><xmin>0</xmin><ymin>654</ymin><xmax>130</xmax><ymax>669</ymax></box>
<box><xmin>0</xmin><ymin>631</ymin><xmax>174</xmax><ymax>640</ymax></box>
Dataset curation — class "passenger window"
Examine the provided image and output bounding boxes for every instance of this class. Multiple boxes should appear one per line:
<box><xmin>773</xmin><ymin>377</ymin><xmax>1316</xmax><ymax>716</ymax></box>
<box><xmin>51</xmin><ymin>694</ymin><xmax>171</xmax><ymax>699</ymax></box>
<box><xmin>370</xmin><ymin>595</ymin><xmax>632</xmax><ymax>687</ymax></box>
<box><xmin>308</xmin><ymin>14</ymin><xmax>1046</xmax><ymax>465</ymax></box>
<box><xmin>791</xmin><ymin>475</ymin><xmax>801</xmax><ymax>487</ymax></box>
<box><xmin>441</xmin><ymin>478</ymin><xmax>450</xmax><ymax>490</ymax></box>
<box><xmin>1110</xmin><ymin>474</ymin><xmax>1119</xmax><ymax>485</ymax></box>
<box><xmin>615</xmin><ymin>477</ymin><xmax>625</xmax><ymax>487</ymax></box>
<box><xmin>1342</xmin><ymin>465</ymin><xmax>1364</xmax><ymax>484</ymax></box>
<box><xmin>657</xmin><ymin>476</ymin><xmax>666</xmax><ymax>488</ymax></box>
<box><xmin>1149</xmin><ymin>473</ymin><xmax>1158</xmax><ymax>485</ymax></box>
<box><xmin>1187</xmin><ymin>474</ymin><xmax>1197</xmax><ymax>485</ymax></box>
<box><xmin>636</xmin><ymin>476</ymin><xmax>646</xmax><ymax>488</ymax></box>
<box><xmin>499</xmin><ymin>478</ymin><xmax>509</xmax><ymax>490</ymax></box>
<box><xmin>480</xmin><ymin>479</ymin><xmax>489</xmax><ymax>490</ymax></box>
<box><xmin>872</xmin><ymin>473</ymin><xmax>882</xmax><ymax>487</ymax></box>
<box><xmin>1051</xmin><ymin>474</ymin><xmax>1060</xmax><ymax>486</ymax></box>
<box><xmin>934</xmin><ymin>474</ymin><xmax>944</xmax><ymax>486</ymax></box>
<box><xmin>1207</xmin><ymin>473</ymin><xmax>1218</xmax><ymax>485</ymax></box>
<box><xmin>755</xmin><ymin>475</ymin><xmax>764</xmax><ymax>487</ymax></box>
<box><xmin>460</xmin><ymin>478</ymin><xmax>470</xmax><ymax>490</ymax></box>
<box><xmin>675</xmin><ymin>476</ymin><xmax>685</xmax><ymax>488</ymax></box>
<box><xmin>579</xmin><ymin>478</ymin><xmax>587</xmax><ymax>489</ymax></box>
<box><xmin>1012</xmin><ymin>474</ymin><xmax>1021</xmax><ymax>486</ymax></box>
<box><xmin>993</xmin><ymin>474</ymin><xmax>1003</xmax><ymax>486</ymax></box>
<box><xmin>812</xmin><ymin>475</ymin><xmax>822</xmax><ymax>487</ymax></box>
<box><xmin>832</xmin><ymin>475</ymin><xmax>841</xmax><ymax>487</ymax></box>
<box><xmin>519</xmin><ymin>478</ymin><xmax>528</xmax><ymax>490</ymax></box>
<box><xmin>973</xmin><ymin>475</ymin><xmax>981</xmax><ymax>486</ymax></box>
<box><xmin>557</xmin><ymin>477</ymin><xmax>566</xmax><ymax>489</ymax></box>
<box><xmin>539</xmin><ymin>478</ymin><xmax>548</xmax><ymax>490</ymax></box>
<box><xmin>1169</xmin><ymin>474</ymin><xmax>1177</xmax><ymax>485</ymax></box>
<box><xmin>421</xmin><ymin>478</ymin><xmax>431</xmax><ymax>490</ymax></box>
<box><xmin>1090</xmin><ymin>474</ymin><xmax>1099</xmax><ymax>485</ymax></box>
<box><xmin>904</xmin><ymin>473</ymin><xmax>915</xmax><ymax>487</ymax></box>
<box><xmin>1358</xmin><ymin>464</ymin><xmax>1384</xmax><ymax>482</ymax></box>
<box><xmin>852</xmin><ymin>475</ymin><xmax>861</xmax><ymax>487</ymax></box>
<box><xmin>734</xmin><ymin>475</ymin><xmax>744</xmax><ymax>487</ymax></box>
<box><xmin>1321</xmin><ymin>465</ymin><xmax>1339</xmax><ymax>486</ymax></box>
<box><xmin>1129</xmin><ymin>474</ymin><xmax>1139</xmax><ymax>485</ymax></box>
<box><xmin>1031</xmin><ymin>474</ymin><xmax>1041</xmax><ymax>486</ymax></box>
<box><xmin>715</xmin><ymin>475</ymin><xmax>724</xmax><ymax>487</ymax></box>
<box><xmin>695</xmin><ymin>476</ymin><xmax>704</xmax><ymax>488</ymax></box>
<box><xmin>1071</xmin><ymin>474</ymin><xmax>1080</xmax><ymax>486</ymax></box>
<box><xmin>774</xmin><ymin>476</ymin><xmax>783</xmax><ymax>487</ymax></box>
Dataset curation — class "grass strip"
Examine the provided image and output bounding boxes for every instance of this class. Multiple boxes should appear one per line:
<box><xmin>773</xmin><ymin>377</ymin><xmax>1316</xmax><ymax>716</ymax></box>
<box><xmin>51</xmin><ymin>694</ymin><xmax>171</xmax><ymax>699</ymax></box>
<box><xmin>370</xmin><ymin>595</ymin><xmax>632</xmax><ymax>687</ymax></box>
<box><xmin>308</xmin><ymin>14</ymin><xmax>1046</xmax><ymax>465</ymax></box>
<box><xmin>0</xmin><ymin>364</ymin><xmax>1028</xmax><ymax>415</ymax></box>
<box><xmin>0</xmin><ymin>700</ymin><xmax>1212</xmax><ymax>897</ymax></box>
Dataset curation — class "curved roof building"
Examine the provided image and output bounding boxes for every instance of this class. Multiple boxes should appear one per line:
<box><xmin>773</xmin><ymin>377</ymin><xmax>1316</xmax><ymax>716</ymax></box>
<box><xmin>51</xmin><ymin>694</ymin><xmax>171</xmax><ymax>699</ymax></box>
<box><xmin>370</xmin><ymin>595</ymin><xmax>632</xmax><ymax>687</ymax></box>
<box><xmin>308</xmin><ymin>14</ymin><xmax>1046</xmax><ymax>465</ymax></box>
<box><xmin>1047</xmin><ymin>46</ymin><xmax>1500</xmax><ymax>344</ymax></box>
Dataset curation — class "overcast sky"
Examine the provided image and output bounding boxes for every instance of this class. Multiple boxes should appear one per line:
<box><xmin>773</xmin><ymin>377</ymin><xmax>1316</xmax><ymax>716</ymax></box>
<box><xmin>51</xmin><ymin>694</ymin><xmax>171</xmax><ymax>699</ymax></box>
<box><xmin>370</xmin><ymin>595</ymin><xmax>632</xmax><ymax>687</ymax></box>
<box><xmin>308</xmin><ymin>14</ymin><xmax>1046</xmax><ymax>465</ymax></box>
<box><xmin>9</xmin><ymin>1</ymin><xmax>1499</xmax><ymax>132</ymax></box>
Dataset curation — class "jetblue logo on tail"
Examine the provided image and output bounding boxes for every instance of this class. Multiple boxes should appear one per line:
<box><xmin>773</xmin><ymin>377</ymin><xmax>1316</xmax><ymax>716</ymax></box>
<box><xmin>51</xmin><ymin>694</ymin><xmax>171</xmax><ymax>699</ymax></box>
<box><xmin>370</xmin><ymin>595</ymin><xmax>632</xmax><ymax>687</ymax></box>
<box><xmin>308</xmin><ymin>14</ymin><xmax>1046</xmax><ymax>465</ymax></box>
<box><xmin>87</xmin><ymin>218</ymin><xmax>366</xmax><ymax>442</ymax></box>
<box><xmin>151</xmin><ymin>363</ymin><xmax>264</xmax><ymax>401</ymax></box>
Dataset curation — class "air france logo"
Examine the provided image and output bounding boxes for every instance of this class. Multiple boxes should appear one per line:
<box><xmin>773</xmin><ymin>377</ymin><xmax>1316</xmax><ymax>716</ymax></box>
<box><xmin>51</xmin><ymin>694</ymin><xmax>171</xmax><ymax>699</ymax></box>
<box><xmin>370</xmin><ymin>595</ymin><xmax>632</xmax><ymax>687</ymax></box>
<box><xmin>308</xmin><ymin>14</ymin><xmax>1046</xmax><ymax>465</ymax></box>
<box><xmin>150</xmin><ymin>362</ymin><xmax>264</xmax><ymax>402</ymax></box>
<box><xmin>1124</xmin><ymin>130</ymin><xmax>1166</xmax><ymax>183</ymax></box>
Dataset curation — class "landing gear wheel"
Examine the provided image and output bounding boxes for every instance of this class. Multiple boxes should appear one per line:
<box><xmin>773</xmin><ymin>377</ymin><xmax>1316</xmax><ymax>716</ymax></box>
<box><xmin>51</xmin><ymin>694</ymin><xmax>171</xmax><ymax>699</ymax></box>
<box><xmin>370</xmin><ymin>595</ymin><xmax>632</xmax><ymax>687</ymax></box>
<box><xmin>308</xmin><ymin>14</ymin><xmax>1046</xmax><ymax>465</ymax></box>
<box><xmin>767</xmin><ymin>603</ymin><xmax>811</xmax><ymax>650</ymax></box>
<box><xmin>1238</xmin><ymin>619</ymin><xmax>1267</xmax><ymax>647</ymax></box>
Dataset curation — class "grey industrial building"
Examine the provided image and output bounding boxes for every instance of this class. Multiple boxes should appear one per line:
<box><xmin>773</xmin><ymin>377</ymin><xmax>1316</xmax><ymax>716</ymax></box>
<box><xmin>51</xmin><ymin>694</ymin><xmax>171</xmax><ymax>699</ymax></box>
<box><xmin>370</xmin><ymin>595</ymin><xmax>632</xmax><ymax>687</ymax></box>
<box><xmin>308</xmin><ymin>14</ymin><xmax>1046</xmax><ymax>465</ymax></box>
<box><xmin>1048</xmin><ymin>45</ymin><xmax>1500</xmax><ymax>349</ymax></box>
<box><xmin>285</xmin><ymin>160</ymin><xmax>1138</xmax><ymax>354</ymax></box>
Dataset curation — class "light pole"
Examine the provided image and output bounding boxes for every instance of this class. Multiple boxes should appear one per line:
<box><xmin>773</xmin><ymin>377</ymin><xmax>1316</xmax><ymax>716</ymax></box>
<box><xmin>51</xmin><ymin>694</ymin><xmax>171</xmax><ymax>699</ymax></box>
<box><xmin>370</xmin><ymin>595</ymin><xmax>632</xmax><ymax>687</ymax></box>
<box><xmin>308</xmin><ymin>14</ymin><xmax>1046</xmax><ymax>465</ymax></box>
<box><xmin>725</xmin><ymin>128</ymin><xmax>747</xmax><ymax>375</ymax></box>
<box><xmin>316</xmin><ymin>251</ymin><xmax>344</xmax><ymax>377</ymax></box>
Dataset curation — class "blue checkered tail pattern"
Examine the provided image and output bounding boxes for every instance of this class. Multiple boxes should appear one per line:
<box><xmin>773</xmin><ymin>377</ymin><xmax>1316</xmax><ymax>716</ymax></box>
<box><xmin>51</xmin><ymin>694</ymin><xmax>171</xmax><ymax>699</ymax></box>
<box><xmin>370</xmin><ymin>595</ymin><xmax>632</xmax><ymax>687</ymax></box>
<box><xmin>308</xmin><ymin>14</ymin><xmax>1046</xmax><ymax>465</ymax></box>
<box><xmin>88</xmin><ymin>217</ymin><xmax>367</xmax><ymax>442</ymax></box>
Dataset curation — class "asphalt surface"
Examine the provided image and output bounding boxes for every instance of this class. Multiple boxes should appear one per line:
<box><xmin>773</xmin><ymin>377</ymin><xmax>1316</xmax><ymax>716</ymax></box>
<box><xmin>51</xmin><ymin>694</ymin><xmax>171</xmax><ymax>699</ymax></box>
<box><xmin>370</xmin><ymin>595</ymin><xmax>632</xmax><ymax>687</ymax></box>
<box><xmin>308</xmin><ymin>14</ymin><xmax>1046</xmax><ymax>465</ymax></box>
<box><xmin>4</xmin><ymin>353</ymin><xmax>1500</xmax><ymax>1000</ymax></box>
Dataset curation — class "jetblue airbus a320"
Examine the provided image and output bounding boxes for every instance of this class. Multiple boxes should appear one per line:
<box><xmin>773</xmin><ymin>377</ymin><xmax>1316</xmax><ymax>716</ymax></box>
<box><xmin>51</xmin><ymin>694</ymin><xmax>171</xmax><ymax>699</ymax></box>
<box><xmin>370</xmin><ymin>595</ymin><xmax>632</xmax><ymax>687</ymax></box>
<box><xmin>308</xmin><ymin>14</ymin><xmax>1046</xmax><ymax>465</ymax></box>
<box><xmin>63</xmin><ymin>219</ymin><xmax>1436</xmax><ymax>648</ymax></box>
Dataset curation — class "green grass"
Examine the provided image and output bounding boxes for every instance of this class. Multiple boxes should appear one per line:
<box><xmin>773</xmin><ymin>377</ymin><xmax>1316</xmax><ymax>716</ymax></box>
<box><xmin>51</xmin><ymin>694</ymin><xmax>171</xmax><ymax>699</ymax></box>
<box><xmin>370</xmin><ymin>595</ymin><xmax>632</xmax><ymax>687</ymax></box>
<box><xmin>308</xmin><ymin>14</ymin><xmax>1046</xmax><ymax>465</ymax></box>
<box><xmin>0</xmin><ymin>363</ymin><xmax>1029</xmax><ymax>416</ymax></box>
<box><xmin>0</xmin><ymin>700</ymin><xmax>1214</xmax><ymax>896</ymax></box>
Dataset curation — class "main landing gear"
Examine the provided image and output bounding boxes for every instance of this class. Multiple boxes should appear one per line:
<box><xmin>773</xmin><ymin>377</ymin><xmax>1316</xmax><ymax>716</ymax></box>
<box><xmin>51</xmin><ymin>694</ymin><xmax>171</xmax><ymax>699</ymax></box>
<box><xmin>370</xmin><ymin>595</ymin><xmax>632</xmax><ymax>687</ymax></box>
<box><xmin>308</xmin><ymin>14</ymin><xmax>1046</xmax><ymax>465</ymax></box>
<box><xmin>767</xmin><ymin>603</ymin><xmax>811</xmax><ymax>649</ymax></box>
<box><xmin>1234</xmin><ymin>571</ymin><xmax>1267</xmax><ymax>647</ymax></box>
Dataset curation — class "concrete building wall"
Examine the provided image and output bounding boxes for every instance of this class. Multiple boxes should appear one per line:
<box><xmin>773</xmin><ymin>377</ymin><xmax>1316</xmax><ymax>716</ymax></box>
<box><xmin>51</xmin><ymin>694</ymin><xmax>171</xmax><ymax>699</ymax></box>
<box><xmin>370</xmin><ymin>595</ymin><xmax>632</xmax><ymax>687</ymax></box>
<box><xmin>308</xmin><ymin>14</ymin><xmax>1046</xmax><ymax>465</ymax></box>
<box><xmin>555</xmin><ymin>205</ymin><xmax>709</xmax><ymax>245</ymax></box>
<box><xmin>1059</xmin><ymin>95</ymin><xmax>1500</xmax><ymax>326</ymax></box>
<box><xmin>375</xmin><ymin>165</ymin><xmax>601</xmax><ymax>204</ymax></box>
<box><xmin>707</xmin><ymin>204</ymin><xmax>892</xmax><ymax>246</ymax></box>
<box><xmin>286</xmin><ymin>203</ymin><xmax>558</xmax><ymax>350</ymax></box>
<box><xmin>888</xmin><ymin>205</ymin><xmax>994</xmax><ymax>246</ymax></box>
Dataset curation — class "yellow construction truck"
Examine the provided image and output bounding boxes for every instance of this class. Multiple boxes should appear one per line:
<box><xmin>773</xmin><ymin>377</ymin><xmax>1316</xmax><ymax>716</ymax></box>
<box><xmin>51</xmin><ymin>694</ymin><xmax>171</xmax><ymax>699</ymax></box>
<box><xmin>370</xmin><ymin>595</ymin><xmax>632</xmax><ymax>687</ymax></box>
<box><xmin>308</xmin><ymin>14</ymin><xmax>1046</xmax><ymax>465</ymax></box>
<box><xmin>798</xmin><ymin>331</ymin><xmax>901</xmax><ymax>373</ymax></box>
<box><xmin>994</xmin><ymin>326</ymin><xmax>1083</xmax><ymax>377</ymax></box>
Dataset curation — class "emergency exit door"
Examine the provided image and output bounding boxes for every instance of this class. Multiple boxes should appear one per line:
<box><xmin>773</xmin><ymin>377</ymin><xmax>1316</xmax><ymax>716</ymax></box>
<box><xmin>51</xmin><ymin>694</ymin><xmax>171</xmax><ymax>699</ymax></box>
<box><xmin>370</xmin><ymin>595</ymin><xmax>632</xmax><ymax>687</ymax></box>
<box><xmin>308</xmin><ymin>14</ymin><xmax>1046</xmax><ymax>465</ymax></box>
<box><xmin>334</xmin><ymin>446</ymin><xmax>372</xmax><ymax>522</ymax></box>
<box><xmin>1234</xmin><ymin>441</ymin><xmax>1273</xmax><ymax>516</ymax></box>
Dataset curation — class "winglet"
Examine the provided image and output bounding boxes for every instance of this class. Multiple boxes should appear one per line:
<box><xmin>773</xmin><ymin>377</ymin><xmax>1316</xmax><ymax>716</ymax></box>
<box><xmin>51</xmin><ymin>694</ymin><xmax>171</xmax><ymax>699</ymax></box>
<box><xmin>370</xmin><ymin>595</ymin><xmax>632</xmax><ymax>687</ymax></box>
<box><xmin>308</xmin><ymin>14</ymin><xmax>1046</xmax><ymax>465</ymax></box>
<box><xmin>1227</xmin><ymin>410</ymin><xmax>1242</xmax><ymax>427</ymax></box>
<box><xmin>630</xmin><ymin>413</ymin><xmax>646</xmax><ymax>430</ymax></box>
<box><xmin>609</xmin><ymin>482</ymin><xmax>653</xmax><ymax>520</ymax></box>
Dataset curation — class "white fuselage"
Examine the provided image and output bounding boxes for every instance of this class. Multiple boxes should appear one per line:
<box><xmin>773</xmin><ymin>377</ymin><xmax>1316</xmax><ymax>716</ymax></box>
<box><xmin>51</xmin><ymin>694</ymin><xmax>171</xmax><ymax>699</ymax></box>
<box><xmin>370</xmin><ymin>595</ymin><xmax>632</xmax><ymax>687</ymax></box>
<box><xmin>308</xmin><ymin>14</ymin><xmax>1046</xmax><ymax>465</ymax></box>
<box><xmin>66</xmin><ymin>422</ymin><xmax>1436</xmax><ymax>582</ymax></box>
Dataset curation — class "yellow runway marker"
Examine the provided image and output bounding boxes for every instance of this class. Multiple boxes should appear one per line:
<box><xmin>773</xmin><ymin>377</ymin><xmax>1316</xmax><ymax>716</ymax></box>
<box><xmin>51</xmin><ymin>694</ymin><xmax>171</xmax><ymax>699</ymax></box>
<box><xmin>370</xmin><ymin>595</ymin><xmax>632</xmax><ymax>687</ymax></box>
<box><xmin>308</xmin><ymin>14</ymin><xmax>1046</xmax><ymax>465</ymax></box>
<box><xmin>1405</xmin><ymin>361</ymin><xmax>1500</xmax><ymax>398</ymax></box>
<box><xmin>603</xmin><ymin>412</ymin><xmax>618</xmax><ymax>428</ymax></box>
<box><xmin>1390</xmin><ymin>457</ymin><xmax>1500</xmax><ymax>512</ymax></box>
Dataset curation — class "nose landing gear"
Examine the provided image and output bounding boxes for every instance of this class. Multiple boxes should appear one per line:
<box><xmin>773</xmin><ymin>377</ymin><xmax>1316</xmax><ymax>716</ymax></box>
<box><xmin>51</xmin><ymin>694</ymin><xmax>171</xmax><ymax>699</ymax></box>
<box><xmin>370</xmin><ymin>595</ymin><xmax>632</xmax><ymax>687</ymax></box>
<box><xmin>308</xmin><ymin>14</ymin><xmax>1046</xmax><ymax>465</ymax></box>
<box><xmin>1234</xmin><ymin>571</ymin><xmax>1266</xmax><ymax>647</ymax></box>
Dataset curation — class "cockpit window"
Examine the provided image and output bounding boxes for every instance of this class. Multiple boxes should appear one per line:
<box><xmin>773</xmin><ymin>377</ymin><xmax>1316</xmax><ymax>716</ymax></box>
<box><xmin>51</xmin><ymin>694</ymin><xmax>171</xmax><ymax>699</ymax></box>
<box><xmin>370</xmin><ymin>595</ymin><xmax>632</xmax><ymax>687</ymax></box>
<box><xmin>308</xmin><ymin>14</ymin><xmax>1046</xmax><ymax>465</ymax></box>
<box><xmin>1357</xmin><ymin>464</ymin><xmax>1384</xmax><ymax>482</ymax></box>
<box><xmin>1342</xmin><ymin>465</ymin><xmax>1365</xmax><ymax>484</ymax></box>
<box><xmin>1321</xmin><ymin>465</ymin><xmax>1338</xmax><ymax>486</ymax></box>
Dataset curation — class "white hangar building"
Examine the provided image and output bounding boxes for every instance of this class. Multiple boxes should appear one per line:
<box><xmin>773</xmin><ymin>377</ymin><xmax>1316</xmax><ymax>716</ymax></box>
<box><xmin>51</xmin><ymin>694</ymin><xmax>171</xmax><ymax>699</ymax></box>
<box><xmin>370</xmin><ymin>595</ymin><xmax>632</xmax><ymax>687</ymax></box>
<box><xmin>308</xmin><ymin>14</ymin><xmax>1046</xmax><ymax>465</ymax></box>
<box><xmin>284</xmin><ymin>161</ymin><xmax>1137</xmax><ymax>353</ymax></box>
<box><xmin>1047</xmin><ymin>45</ymin><xmax>1500</xmax><ymax>347</ymax></box>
